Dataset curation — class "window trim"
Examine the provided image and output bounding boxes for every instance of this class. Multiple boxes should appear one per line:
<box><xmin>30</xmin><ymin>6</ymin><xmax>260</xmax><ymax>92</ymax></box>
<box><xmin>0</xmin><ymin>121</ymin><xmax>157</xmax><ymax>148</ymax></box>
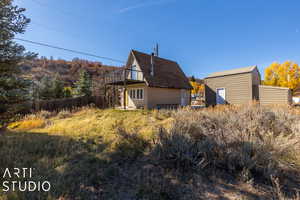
<box><xmin>129</xmin><ymin>88</ymin><xmax>144</xmax><ymax>100</ymax></box>
<box><xmin>216</xmin><ymin>87</ymin><xmax>226</xmax><ymax>105</ymax></box>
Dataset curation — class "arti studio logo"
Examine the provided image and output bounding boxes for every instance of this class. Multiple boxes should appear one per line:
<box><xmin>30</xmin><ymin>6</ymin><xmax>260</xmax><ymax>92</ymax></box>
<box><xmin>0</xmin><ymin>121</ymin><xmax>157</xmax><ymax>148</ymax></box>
<box><xmin>2</xmin><ymin>168</ymin><xmax>51</xmax><ymax>192</ymax></box>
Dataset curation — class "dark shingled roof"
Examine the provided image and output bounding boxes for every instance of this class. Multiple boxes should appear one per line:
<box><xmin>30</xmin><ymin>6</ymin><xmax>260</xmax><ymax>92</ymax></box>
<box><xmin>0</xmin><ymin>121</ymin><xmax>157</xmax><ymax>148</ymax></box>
<box><xmin>128</xmin><ymin>50</ymin><xmax>192</xmax><ymax>89</ymax></box>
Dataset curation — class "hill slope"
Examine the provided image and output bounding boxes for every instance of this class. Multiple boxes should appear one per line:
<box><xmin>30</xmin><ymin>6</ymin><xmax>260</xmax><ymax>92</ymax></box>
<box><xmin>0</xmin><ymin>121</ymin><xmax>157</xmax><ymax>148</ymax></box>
<box><xmin>19</xmin><ymin>58</ymin><xmax>122</xmax><ymax>86</ymax></box>
<box><xmin>1</xmin><ymin>106</ymin><xmax>300</xmax><ymax>199</ymax></box>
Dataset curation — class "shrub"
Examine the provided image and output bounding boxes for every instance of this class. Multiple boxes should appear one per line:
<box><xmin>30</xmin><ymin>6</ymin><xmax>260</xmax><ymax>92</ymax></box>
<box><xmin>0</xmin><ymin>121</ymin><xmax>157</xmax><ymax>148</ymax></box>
<box><xmin>24</xmin><ymin>110</ymin><xmax>53</xmax><ymax>120</ymax></box>
<box><xmin>113</xmin><ymin>128</ymin><xmax>150</xmax><ymax>160</ymax></box>
<box><xmin>153</xmin><ymin>105</ymin><xmax>300</xmax><ymax>184</ymax></box>
<box><xmin>57</xmin><ymin>109</ymin><xmax>72</xmax><ymax>119</ymax></box>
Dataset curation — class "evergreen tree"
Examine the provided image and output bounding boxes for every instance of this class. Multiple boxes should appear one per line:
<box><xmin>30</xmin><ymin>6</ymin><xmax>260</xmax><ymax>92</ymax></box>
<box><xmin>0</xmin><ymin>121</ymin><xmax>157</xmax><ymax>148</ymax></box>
<box><xmin>51</xmin><ymin>74</ymin><xmax>64</xmax><ymax>99</ymax></box>
<box><xmin>63</xmin><ymin>87</ymin><xmax>73</xmax><ymax>98</ymax></box>
<box><xmin>38</xmin><ymin>76</ymin><xmax>53</xmax><ymax>100</ymax></box>
<box><xmin>74</xmin><ymin>69</ymin><xmax>92</xmax><ymax>97</ymax></box>
<box><xmin>190</xmin><ymin>76</ymin><xmax>196</xmax><ymax>82</ymax></box>
<box><xmin>34</xmin><ymin>75</ymin><xmax>65</xmax><ymax>100</ymax></box>
<box><xmin>0</xmin><ymin>0</ymin><xmax>36</xmax><ymax>113</ymax></box>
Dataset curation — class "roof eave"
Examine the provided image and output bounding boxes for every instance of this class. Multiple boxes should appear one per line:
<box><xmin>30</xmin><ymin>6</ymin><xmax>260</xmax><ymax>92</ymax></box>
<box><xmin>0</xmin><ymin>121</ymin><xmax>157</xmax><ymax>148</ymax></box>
<box><xmin>205</xmin><ymin>71</ymin><xmax>254</xmax><ymax>79</ymax></box>
<box><xmin>205</xmin><ymin>66</ymin><xmax>257</xmax><ymax>79</ymax></box>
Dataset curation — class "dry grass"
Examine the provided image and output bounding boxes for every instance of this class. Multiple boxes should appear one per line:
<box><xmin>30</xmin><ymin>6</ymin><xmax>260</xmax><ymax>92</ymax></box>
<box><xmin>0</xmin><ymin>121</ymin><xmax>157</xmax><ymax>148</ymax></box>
<box><xmin>7</xmin><ymin>119</ymin><xmax>46</xmax><ymax>130</ymax></box>
<box><xmin>1</xmin><ymin>105</ymin><xmax>300</xmax><ymax>199</ymax></box>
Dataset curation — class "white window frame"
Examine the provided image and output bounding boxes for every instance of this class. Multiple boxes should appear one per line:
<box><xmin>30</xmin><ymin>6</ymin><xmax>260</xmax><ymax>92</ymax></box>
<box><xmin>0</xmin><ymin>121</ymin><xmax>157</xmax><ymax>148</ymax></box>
<box><xmin>216</xmin><ymin>87</ymin><xmax>226</xmax><ymax>105</ymax></box>
<box><xmin>137</xmin><ymin>88</ymin><xmax>144</xmax><ymax>100</ymax></box>
<box><xmin>131</xmin><ymin>65</ymin><xmax>138</xmax><ymax>80</ymax></box>
<box><xmin>129</xmin><ymin>88</ymin><xmax>144</xmax><ymax>100</ymax></box>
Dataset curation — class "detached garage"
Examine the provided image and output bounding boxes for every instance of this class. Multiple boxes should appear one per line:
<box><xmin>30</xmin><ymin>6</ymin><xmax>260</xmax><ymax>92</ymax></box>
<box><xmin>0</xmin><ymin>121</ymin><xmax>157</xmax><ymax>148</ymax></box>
<box><xmin>204</xmin><ymin>66</ymin><xmax>260</xmax><ymax>106</ymax></box>
<box><xmin>259</xmin><ymin>85</ymin><xmax>292</xmax><ymax>105</ymax></box>
<box><xmin>204</xmin><ymin>66</ymin><xmax>292</xmax><ymax>106</ymax></box>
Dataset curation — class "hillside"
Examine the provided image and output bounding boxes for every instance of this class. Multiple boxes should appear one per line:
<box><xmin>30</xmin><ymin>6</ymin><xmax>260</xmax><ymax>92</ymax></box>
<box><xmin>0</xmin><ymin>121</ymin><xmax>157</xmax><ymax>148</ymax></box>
<box><xmin>1</xmin><ymin>105</ymin><xmax>300</xmax><ymax>199</ymax></box>
<box><xmin>19</xmin><ymin>57</ymin><xmax>122</xmax><ymax>86</ymax></box>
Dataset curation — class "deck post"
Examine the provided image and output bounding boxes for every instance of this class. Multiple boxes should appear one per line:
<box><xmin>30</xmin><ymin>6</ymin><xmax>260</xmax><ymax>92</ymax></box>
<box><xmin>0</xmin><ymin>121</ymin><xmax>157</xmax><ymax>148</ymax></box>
<box><xmin>123</xmin><ymin>69</ymin><xmax>126</xmax><ymax>110</ymax></box>
<box><xmin>104</xmin><ymin>84</ymin><xmax>107</xmax><ymax>108</ymax></box>
<box><xmin>112</xmin><ymin>73</ymin><xmax>115</xmax><ymax>108</ymax></box>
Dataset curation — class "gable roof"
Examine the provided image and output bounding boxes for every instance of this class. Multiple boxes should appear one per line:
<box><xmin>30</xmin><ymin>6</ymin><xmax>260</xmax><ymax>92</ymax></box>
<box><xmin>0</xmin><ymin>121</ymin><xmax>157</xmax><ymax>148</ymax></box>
<box><xmin>205</xmin><ymin>66</ymin><xmax>258</xmax><ymax>79</ymax></box>
<box><xmin>127</xmin><ymin>50</ymin><xmax>192</xmax><ymax>89</ymax></box>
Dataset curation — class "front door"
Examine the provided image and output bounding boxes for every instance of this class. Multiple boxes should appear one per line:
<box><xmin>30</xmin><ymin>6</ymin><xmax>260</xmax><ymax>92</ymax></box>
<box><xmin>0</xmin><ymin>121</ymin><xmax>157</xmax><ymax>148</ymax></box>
<box><xmin>216</xmin><ymin>88</ymin><xmax>226</xmax><ymax>104</ymax></box>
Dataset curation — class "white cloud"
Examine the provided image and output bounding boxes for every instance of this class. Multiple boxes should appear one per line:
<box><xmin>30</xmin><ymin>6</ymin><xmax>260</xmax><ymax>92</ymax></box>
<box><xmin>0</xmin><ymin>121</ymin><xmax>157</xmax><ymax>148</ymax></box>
<box><xmin>118</xmin><ymin>0</ymin><xmax>175</xmax><ymax>14</ymax></box>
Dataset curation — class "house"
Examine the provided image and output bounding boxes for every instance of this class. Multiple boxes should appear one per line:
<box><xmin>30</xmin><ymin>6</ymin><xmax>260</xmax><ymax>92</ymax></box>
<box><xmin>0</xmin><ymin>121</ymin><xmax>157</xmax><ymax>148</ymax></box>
<box><xmin>204</xmin><ymin>66</ymin><xmax>261</xmax><ymax>106</ymax></box>
<box><xmin>105</xmin><ymin>50</ymin><xmax>192</xmax><ymax>109</ymax></box>
<box><xmin>204</xmin><ymin>66</ymin><xmax>292</xmax><ymax>106</ymax></box>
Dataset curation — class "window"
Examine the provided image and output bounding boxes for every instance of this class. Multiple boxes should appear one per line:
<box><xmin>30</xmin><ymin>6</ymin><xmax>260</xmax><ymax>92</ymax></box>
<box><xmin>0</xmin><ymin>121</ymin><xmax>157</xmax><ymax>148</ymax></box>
<box><xmin>131</xmin><ymin>65</ymin><xmax>138</xmax><ymax>80</ymax></box>
<box><xmin>137</xmin><ymin>89</ymin><xmax>140</xmax><ymax>99</ymax></box>
<box><xmin>138</xmin><ymin>89</ymin><xmax>144</xmax><ymax>99</ymax></box>
<box><xmin>129</xmin><ymin>89</ymin><xmax>144</xmax><ymax>100</ymax></box>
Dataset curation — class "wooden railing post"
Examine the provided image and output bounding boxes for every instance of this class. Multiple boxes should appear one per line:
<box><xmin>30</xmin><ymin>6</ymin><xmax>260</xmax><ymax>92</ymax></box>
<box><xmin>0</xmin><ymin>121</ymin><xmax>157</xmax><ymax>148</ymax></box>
<box><xmin>123</xmin><ymin>70</ymin><xmax>126</xmax><ymax>110</ymax></box>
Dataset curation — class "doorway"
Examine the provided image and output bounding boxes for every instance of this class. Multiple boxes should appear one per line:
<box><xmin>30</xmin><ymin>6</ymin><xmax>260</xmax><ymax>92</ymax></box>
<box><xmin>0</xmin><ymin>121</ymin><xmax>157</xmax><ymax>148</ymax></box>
<box><xmin>216</xmin><ymin>88</ymin><xmax>226</xmax><ymax>104</ymax></box>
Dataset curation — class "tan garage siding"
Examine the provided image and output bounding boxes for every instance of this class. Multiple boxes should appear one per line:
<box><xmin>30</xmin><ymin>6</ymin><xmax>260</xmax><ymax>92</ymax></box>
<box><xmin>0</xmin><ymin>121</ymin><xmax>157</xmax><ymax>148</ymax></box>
<box><xmin>205</xmin><ymin>73</ymin><xmax>253</xmax><ymax>105</ymax></box>
<box><xmin>259</xmin><ymin>85</ymin><xmax>292</xmax><ymax>105</ymax></box>
<box><xmin>147</xmin><ymin>87</ymin><xmax>190</xmax><ymax>109</ymax></box>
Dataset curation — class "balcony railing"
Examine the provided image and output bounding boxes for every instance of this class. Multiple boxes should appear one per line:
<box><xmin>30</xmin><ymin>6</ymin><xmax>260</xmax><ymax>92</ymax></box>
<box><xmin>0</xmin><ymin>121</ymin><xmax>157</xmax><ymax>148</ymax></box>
<box><xmin>104</xmin><ymin>68</ymin><xmax>144</xmax><ymax>85</ymax></box>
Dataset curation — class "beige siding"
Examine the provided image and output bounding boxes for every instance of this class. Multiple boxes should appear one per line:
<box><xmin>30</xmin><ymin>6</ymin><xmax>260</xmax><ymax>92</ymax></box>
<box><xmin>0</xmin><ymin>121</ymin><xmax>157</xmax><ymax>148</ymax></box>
<box><xmin>147</xmin><ymin>87</ymin><xmax>190</xmax><ymax>109</ymax></box>
<box><xmin>205</xmin><ymin>73</ymin><xmax>253</xmax><ymax>105</ymax></box>
<box><xmin>121</xmin><ymin>84</ymin><xmax>190</xmax><ymax>109</ymax></box>
<box><xmin>126</xmin><ymin>58</ymin><xmax>145</xmax><ymax>81</ymax></box>
<box><xmin>259</xmin><ymin>85</ymin><xmax>292</xmax><ymax>105</ymax></box>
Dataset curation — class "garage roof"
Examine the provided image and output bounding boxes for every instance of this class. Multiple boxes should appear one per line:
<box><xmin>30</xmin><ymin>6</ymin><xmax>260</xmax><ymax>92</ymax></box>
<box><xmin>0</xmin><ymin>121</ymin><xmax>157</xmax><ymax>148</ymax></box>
<box><xmin>206</xmin><ymin>66</ymin><xmax>257</xmax><ymax>79</ymax></box>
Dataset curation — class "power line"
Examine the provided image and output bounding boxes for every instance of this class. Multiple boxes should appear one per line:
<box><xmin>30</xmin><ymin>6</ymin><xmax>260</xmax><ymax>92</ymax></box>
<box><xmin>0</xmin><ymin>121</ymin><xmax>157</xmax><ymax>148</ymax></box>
<box><xmin>14</xmin><ymin>38</ymin><xmax>125</xmax><ymax>64</ymax></box>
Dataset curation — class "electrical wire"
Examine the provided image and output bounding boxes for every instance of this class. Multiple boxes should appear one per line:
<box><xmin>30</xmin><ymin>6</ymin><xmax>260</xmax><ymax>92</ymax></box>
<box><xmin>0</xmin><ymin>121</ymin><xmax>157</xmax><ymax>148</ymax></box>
<box><xmin>14</xmin><ymin>38</ymin><xmax>125</xmax><ymax>64</ymax></box>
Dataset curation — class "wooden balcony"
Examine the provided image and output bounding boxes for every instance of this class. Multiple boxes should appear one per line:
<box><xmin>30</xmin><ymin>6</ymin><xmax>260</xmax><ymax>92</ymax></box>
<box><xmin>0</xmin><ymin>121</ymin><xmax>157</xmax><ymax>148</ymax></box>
<box><xmin>104</xmin><ymin>68</ymin><xmax>145</xmax><ymax>86</ymax></box>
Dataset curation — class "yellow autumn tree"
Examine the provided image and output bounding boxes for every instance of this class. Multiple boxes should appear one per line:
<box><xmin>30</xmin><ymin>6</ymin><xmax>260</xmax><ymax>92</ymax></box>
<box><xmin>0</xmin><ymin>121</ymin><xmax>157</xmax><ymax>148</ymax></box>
<box><xmin>264</xmin><ymin>61</ymin><xmax>300</xmax><ymax>90</ymax></box>
<box><xmin>190</xmin><ymin>81</ymin><xmax>204</xmax><ymax>96</ymax></box>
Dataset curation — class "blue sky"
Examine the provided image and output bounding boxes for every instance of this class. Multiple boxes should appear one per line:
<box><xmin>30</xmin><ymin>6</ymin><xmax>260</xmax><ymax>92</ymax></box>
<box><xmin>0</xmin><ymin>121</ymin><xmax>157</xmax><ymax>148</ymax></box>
<box><xmin>15</xmin><ymin>0</ymin><xmax>300</xmax><ymax>78</ymax></box>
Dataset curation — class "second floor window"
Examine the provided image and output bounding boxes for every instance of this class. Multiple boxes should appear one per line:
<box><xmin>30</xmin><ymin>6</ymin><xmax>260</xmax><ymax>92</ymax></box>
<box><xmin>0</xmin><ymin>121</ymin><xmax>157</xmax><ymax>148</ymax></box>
<box><xmin>131</xmin><ymin>65</ymin><xmax>138</xmax><ymax>80</ymax></box>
